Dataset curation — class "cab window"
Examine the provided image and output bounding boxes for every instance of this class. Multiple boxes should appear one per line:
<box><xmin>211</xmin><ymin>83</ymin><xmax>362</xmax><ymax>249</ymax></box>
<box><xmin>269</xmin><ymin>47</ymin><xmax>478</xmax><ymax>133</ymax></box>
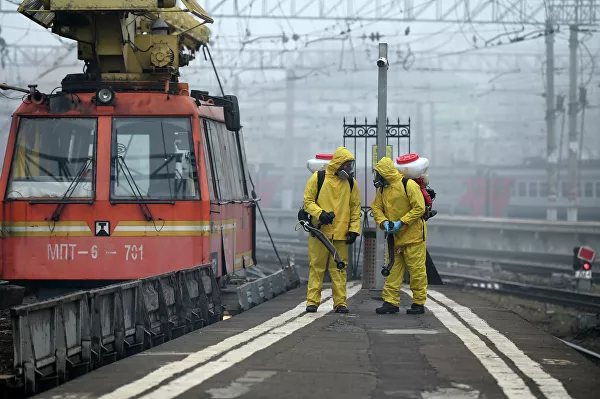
<box><xmin>111</xmin><ymin>117</ymin><xmax>199</xmax><ymax>200</ymax></box>
<box><xmin>6</xmin><ymin>117</ymin><xmax>96</xmax><ymax>200</ymax></box>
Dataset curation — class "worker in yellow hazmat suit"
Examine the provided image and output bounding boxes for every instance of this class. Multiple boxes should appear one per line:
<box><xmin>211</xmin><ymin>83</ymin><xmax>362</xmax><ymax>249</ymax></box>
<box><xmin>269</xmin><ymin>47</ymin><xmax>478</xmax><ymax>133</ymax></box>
<box><xmin>303</xmin><ymin>146</ymin><xmax>362</xmax><ymax>313</ymax></box>
<box><xmin>371</xmin><ymin>157</ymin><xmax>428</xmax><ymax>314</ymax></box>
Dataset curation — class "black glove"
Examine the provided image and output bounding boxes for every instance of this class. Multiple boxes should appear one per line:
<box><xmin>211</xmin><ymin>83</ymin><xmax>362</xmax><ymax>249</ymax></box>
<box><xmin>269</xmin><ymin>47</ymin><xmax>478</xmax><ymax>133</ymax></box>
<box><xmin>319</xmin><ymin>211</ymin><xmax>335</xmax><ymax>225</ymax></box>
<box><xmin>346</xmin><ymin>232</ymin><xmax>359</xmax><ymax>244</ymax></box>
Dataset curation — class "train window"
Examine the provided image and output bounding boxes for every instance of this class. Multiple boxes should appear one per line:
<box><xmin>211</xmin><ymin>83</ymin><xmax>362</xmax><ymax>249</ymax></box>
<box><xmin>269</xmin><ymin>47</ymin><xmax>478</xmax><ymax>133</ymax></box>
<box><xmin>219</xmin><ymin>128</ymin><xmax>242</xmax><ymax>198</ymax></box>
<box><xmin>224</xmin><ymin>129</ymin><xmax>245</xmax><ymax>197</ymax></box>
<box><xmin>110</xmin><ymin>117</ymin><xmax>199</xmax><ymax>200</ymax></box>
<box><xmin>518</xmin><ymin>182</ymin><xmax>527</xmax><ymax>196</ymax></box>
<box><xmin>203</xmin><ymin>120</ymin><xmax>245</xmax><ymax>200</ymax></box>
<box><xmin>6</xmin><ymin>117</ymin><xmax>97</xmax><ymax>200</ymax></box>
<box><xmin>528</xmin><ymin>182</ymin><xmax>538</xmax><ymax>197</ymax></box>
<box><xmin>201</xmin><ymin>123</ymin><xmax>217</xmax><ymax>200</ymax></box>
<box><xmin>204</xmin><ymin>120</ymin><xmax>230</xmax><ymax>200</ymax></box>
<box><xmin>561</xmin><ymin>182</ymin><xmax>569</xmax><ymax>197</ymax></box>
<box><xmin>584</xmin><ymin>182</ymin><xmax>594</xmax><ymax>198</ymax></box>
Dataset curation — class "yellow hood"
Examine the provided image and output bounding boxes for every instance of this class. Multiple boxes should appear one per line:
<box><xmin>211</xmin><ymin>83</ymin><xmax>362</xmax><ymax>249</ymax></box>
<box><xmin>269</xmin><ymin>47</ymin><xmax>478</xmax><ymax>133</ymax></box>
<box><xmin>326</xmin><ymin>146</ymin><xmax>355</xmax><ymax>176</ymax></box>
<box><xmin>374</xmin><ymin>157</ymin><xmax>401</xmax><ymax>183</ymax></box>
<box><xmin>371</xmin><ymin>156</ymin><xmax>427</xmax><ymax>248</ymax></box>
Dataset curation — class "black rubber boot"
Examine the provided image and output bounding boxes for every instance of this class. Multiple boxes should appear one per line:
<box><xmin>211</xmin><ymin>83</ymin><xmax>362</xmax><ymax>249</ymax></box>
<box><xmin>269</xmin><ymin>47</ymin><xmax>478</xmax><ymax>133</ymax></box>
<box><xmin>306</xmin><ymin>305</ymin><xmax>318</xmax><ymax>313</ymax></box>
<box><xmin>406</xmin><ymin>303</ymin><xmax>425</xmax><ymax>315</ymax></box>
<box><xmin>375</xmin><ymin>301</ymin><xmax>400</xmax><ymax>314</ymax></box>
<box><xmin>335</xmin><ymin>305</ymin><xmax>349</xmax><ymax>314</ymax></box>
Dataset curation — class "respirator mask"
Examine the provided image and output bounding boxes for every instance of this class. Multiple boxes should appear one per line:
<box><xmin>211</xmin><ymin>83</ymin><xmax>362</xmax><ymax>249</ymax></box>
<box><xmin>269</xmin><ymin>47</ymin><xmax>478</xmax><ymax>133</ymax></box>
<box><xmin>373</xmin><ymin>170</ymin><xmax>389</xmax><ymax>189</ymax></box>
<box><xmin>337</xmin><ymin>160</ymin><xmax>355</xmax><ymax>180</ymax></box>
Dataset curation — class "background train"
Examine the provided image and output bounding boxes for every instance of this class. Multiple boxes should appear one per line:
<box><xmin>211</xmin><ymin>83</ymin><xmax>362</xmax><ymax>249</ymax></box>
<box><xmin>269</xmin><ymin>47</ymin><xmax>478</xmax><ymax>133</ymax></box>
<box><xmin>252</xmin><ymin>158</ymin><xmax>600</xmax><ymax>221</ymax></box>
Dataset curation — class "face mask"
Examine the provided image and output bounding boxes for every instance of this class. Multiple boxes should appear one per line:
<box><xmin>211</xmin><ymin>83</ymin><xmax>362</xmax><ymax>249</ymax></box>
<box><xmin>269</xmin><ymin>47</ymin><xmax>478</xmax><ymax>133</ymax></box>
<box><xmin>373</xmin><ymin>171</ymin><xmax>388</xmax><ymax>188</ymax></box>
<box><xmin>337</xmin><ymin>160</ymin><xmax>355</xmax><ymax>180</ymax></box>
<box><xmin>422</xmin><ymin>173</ymin><xmax>429</xmax><ymax>186</ymax></box>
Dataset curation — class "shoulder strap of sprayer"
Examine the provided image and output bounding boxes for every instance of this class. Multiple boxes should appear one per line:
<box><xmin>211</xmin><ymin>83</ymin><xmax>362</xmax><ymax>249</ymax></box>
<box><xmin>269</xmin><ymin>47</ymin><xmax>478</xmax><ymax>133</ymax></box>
<box><xmin>315</xmin><ymin>169</ymin><xmax>354</xmax><ymax>201</ymax></box>
<box><xmin>402</xmin><ymin>177</ymin><xmax>426</xmax><ymax>240</ymax></box>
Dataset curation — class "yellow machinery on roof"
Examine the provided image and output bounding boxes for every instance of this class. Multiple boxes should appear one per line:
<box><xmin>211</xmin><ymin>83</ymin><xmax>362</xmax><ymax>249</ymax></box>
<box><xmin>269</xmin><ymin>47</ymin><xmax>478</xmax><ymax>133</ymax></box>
<box><xmin>17</xmin><ymin>0</ymin><xmax>213</xmax><ymax>83</ymax></box>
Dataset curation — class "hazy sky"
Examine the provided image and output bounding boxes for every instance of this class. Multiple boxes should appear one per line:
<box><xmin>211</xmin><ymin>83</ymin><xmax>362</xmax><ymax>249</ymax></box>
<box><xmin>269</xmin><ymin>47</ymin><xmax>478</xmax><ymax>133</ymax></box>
<box><xmin>0</xmin><ymin>0</ymin><xmax>598</xmax><ymax>166</ymax></box>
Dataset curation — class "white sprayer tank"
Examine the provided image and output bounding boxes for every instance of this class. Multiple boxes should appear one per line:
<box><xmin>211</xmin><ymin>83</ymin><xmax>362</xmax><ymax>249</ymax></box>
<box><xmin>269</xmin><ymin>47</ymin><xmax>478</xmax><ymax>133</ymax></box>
<box><xmin>395</xmin><ymin>153</ymin><xmax>430</xmax><ymax>179</ymax></box>
<box><xmin>306</xmin><ymin>153</ymin><xmax>333</xmax><ymax>173</ymax></box>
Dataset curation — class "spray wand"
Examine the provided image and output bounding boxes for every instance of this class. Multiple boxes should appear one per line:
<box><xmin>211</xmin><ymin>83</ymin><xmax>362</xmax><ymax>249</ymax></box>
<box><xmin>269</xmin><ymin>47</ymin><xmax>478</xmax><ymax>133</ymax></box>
<box><xmin>296</xmin><ymin>213</ymin><xmax>346</xmax><ymax>270</ymax></box>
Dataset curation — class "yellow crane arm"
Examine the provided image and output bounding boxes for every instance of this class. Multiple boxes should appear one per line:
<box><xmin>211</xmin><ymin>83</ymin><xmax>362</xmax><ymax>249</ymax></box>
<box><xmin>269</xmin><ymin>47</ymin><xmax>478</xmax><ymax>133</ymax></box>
<box><xmin>17</xmin><ymin>0</ymin><xmax>214</xmax><ymax>81</ymax></box>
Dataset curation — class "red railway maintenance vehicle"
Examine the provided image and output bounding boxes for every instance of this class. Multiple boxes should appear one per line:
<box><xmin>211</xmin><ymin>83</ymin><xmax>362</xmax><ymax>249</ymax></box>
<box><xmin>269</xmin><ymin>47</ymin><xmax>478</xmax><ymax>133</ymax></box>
<box><xmin>0</xmin><ymin>0</ymin><xmax>256</xmax><ymax>304</ymax></box>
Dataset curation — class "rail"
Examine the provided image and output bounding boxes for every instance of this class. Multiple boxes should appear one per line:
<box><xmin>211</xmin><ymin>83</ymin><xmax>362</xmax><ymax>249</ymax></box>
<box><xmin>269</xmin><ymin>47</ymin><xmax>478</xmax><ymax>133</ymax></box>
<box><xmin>556</xmin><ymin>338</ymin><xmax>600</xmax><ymax>366</ymax></box>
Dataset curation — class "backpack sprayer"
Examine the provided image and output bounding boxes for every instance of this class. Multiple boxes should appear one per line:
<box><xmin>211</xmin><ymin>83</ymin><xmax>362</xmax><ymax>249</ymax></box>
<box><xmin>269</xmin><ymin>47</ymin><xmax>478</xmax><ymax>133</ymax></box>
<box><xmin>297</xmin><ymin>153</ymin><xmax>352</xmax><ymax>271</ymax></box>
<box><xmin>377</xmin><ymin>153</ymin><xmax>444</xmax><ymax>284</ymax></box>
<box><xmin>296</xmin><ymin>212</ymin><xmax>346</xmax><ymax>270</ymax></box>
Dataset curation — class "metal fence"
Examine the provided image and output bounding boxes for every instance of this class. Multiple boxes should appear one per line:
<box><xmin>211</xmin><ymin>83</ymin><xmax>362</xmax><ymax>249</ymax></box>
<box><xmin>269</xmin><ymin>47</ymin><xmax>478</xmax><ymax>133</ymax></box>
<box><xmin>342</xmin><ymin>117</ymin><xmax>411</xmax><ymax>279</ymax></box>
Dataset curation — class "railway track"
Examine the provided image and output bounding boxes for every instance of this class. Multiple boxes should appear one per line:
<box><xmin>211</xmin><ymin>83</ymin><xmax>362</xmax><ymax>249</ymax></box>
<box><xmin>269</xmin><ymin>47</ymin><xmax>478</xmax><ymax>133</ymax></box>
<box><xmin>256</xmin><ymin>235</ymin><xmax>600</xmax><ymax>312</ymax></box>
<box><xmin>440</xmin><ymin>272</ymin><xmax>600</xmax><ymax>314</ymax></box>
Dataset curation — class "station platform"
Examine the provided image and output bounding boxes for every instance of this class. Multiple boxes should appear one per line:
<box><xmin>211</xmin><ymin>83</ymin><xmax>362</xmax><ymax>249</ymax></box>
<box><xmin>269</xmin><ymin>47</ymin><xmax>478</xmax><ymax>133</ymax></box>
<box><xmin>35</xmin><ymin>282</ymin><xmax>599</xmax><ymax>399</ymax></box>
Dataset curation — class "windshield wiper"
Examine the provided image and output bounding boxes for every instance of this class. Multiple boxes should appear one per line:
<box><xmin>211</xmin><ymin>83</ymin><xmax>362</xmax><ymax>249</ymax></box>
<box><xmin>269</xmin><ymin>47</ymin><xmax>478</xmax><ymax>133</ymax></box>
<box><xmin>115</xmin><ymin>155</ymin><xmax>155</xmax><ymax>221</ymax></box>
<box><xmin>46</xmin><ymin>157</ymin><xmax>92</xmax><ymax>221</ymax></box>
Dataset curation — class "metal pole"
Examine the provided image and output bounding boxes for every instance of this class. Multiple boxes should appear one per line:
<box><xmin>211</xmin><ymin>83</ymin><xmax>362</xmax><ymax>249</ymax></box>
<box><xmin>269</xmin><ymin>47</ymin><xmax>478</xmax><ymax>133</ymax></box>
<box><xmin>429</xmin><ymin>102</ymin><xmax>435</xmax><ymax>165</ymax></box>
<box><xmin>567</xmin><ymin>25</ymin><xmax>579</xmax><ymax>222</ymax></box>
<box><xmin>281</xmin><ymin>68</ymin><xmax>295</xmax><ymax>210</ymax></box>
<box><xmin>545</xmin><ymin>17</ymin><xmax>558</xmax><ymax>221</ymax></box>
<box><xmin>375</xmin><ymin>42</ymin><xmax>388</xmax><ymax>290</ymax></box>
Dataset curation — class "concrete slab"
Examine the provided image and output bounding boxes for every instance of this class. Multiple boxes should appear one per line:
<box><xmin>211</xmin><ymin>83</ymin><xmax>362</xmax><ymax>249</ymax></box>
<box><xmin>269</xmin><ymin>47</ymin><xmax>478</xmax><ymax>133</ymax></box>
<box><xmin>34</xmin><ymin>284</ymin><xmax>600</xmax><ymax>399</ymax></box>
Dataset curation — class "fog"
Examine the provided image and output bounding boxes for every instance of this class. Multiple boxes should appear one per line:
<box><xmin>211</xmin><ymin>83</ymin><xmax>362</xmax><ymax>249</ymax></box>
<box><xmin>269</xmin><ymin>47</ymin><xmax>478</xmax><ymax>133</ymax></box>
<box><xmin>0</xmin><ymin>0</ymin><xmax>598</xmax><ymax>218</ymax></box>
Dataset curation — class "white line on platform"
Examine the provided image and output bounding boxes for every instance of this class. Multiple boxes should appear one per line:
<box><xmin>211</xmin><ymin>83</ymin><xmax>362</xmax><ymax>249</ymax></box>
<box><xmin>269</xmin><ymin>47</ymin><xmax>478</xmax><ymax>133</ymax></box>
<box><xmin>401</xmin><ymin>288</ymin><xmax>536</xmax><ymax>398</ymax></box>
<box><xmin>139</xmin><ymin>283</ymin><xmax>363</xmax><ymax>399</ymax></box>
<box><xmin>99</xmin><ymin>283</ymin><xmax>357</xmax><ymax>399</ymax></box>
<box><xmin>428</xmin><ymin>290</ymin><xmax>573</xmax><ymax>399</ymax></box>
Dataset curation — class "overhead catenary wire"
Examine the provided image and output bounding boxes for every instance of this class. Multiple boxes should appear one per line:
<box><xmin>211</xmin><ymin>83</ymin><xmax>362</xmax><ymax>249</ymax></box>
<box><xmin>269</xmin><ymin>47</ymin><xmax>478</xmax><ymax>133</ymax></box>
<box><xmin>189</xmin><ymin>0</ymin><xmax>595</xmax><ymax>90</ymax></box>
<box><xmin>220</xmin><ymin>0</ymin><xmax>451</xmax><ymax>79</ymax></box>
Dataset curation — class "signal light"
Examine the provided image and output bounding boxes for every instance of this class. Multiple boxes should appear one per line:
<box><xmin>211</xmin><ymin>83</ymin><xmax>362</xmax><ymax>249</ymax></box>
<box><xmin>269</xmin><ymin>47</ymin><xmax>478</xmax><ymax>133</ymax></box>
<box><xmin>572</xmin><ymin>246</ymin><xmax>595</xmax><ymax>272</ymax></box>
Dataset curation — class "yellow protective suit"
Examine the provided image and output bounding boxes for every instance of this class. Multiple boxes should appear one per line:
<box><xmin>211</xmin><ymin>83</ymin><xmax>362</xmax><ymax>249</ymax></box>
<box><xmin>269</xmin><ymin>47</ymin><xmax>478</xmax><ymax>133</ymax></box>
<box><xmin>303</xmin><ymin>146</ymin><xmax>362</xmax><ymax>309</ymax></box>
<box><xmin>370</xmin><ymin>157</ymin><xmax>428</xmax><ymax>306</ymax></box>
